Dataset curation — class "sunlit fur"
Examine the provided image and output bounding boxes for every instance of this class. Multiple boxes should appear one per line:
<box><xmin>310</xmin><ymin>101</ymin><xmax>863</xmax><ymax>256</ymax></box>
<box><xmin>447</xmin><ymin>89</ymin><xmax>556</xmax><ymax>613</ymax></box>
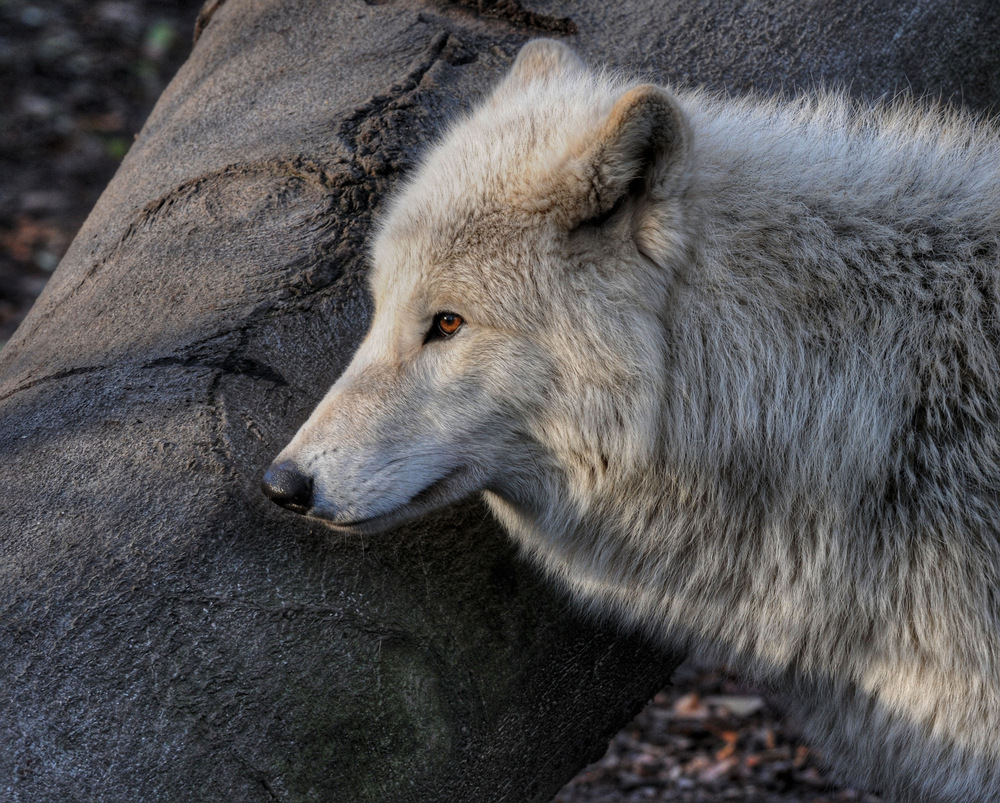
<box><xmin>271</xmin><ymin>40</ymin><xmax>1000</xmax><ymax>801</ymax></box>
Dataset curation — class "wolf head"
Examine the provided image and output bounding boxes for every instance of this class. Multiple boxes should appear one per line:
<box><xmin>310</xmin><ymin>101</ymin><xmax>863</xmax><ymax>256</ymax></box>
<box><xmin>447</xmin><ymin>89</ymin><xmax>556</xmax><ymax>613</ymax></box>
<box><xmin>263</xmin><ymin>39</ymin><xmax>693</xmax><ymax>536</ymax></box>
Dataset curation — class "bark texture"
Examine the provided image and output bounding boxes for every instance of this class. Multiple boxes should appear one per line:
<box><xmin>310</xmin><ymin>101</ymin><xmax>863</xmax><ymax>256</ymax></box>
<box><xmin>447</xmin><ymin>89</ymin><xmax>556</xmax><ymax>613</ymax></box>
<box><xmin>0</xmin><ymin>1</ymin><xmax>997</xmax><ymax>801</ymax></box>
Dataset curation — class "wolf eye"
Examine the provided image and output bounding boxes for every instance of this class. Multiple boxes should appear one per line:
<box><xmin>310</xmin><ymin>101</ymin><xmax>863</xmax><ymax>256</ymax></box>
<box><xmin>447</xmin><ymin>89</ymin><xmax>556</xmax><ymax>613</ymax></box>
<box><xmin>428</xmin><ymin>312</ymin><xmax>464</xmax><ymax>341</ymax></box>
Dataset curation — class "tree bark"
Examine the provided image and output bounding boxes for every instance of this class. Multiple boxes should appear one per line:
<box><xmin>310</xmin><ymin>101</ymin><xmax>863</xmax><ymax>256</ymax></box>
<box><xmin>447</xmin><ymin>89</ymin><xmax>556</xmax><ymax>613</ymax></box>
<box><xmin>1</xmin><ymin>1</ymin><xmax>998</xmax><ymax>801</ymax></box>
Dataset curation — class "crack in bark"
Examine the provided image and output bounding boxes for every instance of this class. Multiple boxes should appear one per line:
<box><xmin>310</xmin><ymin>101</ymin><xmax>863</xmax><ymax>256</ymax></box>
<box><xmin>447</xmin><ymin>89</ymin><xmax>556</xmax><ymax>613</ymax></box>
<box><xmin>0</xmin><ymin>344</ymin><xmax>292</xmax><ymax>405</ymax></box>
<box><xmin>446</xmin><ymin>0</ymin><xmax>576</xmax><ymax>34</ymax></box>
<box><xmin>146</xmin><ymin>355</ymin><xmax>288</xmax><ymax>387</ymax></box>
<box><xmin>0</xmin><ymin>364</ymin><xmax>106</xmax><ymax>404</ymax></box>
<box><xmin>193</xmin><ymin>0</ymin><xmax>228</xmax><ymax>43</ymax></box>
<box><xmin>230</xmin><ymin>753</ymin><xmax>281</xmax><ymax>802</ymax></box>
<box><xmin>363</xmin><ymin>0</ymin><xmax>575</xmax><ymax>33</ymax></box>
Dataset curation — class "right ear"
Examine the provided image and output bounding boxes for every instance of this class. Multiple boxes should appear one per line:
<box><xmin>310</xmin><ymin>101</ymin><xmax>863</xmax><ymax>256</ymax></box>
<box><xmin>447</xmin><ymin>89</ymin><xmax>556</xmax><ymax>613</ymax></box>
<box><xmin>557</xmin><ymin>85</ymin><xmax>691</xmax><ymax>240</ymax></box>
<box><xmin>502</xmin><ymin>39</ymin><xmax>586</xmax><ymax>89</ymax></box>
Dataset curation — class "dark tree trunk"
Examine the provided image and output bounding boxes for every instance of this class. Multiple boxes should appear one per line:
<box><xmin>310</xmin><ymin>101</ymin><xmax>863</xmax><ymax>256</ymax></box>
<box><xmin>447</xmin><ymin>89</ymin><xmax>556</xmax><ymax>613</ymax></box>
<box><xmin>1</xmin><ymin>1</ymin><xmax>998</xmax><ymax>801</ymax></box>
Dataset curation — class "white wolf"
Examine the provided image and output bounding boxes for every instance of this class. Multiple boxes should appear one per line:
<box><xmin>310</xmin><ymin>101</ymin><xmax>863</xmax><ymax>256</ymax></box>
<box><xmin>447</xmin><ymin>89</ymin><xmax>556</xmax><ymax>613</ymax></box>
<box><xmin>264</xmin><ymin>39</ymin><xmax>1000</xmax><ymax>801</ymax></box>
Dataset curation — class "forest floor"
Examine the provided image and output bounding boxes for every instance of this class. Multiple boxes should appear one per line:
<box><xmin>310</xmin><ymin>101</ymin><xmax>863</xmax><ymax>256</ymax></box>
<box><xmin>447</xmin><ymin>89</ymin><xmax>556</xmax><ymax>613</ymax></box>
<box><xmin>0</xmin><ymin>0</ymin><xmax>207</xmax><ymax>342</ymax></box>
<box><xmin>554</xmin><ymin>658</ymin><xmax>880</xmax><ymax>803</ymax></box>
<box><xmin>0</xmin><ymin>2</ymin><xmax>881</xmax><ymax>801</ymax></box>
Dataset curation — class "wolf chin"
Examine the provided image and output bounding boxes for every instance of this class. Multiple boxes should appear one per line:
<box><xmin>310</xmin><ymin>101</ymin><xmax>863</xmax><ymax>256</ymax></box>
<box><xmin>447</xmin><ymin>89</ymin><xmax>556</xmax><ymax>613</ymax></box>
<box><xmin>264</xmin><ymin>39</ymin><xmax>1000</xmax><ymax>801</ymax></box>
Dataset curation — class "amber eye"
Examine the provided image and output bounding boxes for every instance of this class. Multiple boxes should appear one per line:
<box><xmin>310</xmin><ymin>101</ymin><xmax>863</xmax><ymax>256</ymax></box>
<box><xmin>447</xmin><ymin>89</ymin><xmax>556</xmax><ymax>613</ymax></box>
<box><xmin>430</xmin><ymin>312</ymin><xmax>464</xmax><ymax>340</ymax></box>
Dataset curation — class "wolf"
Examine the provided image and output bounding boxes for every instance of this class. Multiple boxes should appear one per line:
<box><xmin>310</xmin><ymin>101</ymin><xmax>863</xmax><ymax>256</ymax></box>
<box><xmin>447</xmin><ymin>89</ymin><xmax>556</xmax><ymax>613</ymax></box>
<box><xmin>263</xmin><ymin>39</ymin><xmax>1000</xmax><ymax>801</ymax></box>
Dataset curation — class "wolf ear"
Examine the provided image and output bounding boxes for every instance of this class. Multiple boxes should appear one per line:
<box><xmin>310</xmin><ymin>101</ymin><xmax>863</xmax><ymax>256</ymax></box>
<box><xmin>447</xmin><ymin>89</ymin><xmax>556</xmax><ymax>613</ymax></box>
<box><xmin>504</xmin><ymin>39</ymin><xmax>586</xmax><ymax>88</ymax></box>
<box><xmin>563</xmin><ymin>85</ymin><xmax>691</xmax><ymax>261</ymax></box>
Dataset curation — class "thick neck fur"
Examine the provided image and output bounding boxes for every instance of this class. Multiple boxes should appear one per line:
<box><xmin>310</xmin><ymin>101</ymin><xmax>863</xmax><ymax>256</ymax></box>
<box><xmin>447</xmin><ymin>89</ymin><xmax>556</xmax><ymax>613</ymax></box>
<box><xmin>486</xmin><ymin>88</ymin><xmax>1000</xmax><ymax>801</ymax></box>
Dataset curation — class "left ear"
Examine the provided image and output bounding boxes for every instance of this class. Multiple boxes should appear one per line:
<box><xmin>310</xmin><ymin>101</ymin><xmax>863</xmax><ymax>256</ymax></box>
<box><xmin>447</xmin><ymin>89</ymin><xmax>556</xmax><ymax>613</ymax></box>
<box><xmin>503</xmin><ymin>39</ymin><xmax>587</xmax><ymax>90</ymax></box>
<box><xmin>562</xmin><ymin>85</ymin><xmax>692</xmax><ymax>259</ymax></box>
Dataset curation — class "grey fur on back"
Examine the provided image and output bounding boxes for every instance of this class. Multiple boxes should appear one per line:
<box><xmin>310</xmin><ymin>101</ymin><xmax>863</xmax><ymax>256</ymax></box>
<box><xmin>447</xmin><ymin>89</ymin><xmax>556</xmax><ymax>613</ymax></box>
<box><xmin>496</xmin><ymin>53</ymin><xmax>1000</xmax><ymax>802</ymax></box>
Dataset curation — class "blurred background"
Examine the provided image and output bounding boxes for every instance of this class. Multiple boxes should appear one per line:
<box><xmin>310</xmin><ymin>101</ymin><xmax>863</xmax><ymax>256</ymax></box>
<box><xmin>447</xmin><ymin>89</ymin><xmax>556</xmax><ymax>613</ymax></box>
<box><xmin>0</xmin><ymin>0</ymin><xmax>204</xmax><ymax>344</ymax></box>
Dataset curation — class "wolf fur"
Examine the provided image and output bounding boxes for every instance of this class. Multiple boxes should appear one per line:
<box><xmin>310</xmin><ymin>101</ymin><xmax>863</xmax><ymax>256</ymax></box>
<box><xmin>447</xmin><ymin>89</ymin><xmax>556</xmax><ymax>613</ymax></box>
<box><xmin>265</xmin><ymin>40</ymin><xmax>1000</xmax><ymax>801</ymax></box>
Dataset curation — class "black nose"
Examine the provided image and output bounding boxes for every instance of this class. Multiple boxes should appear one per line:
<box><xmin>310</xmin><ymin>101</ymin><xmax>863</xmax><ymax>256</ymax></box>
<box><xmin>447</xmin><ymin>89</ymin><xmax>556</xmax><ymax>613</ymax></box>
<box><xmin>261</xmin><ymin>461</ymin><xmax>313</xmax><ymax>514</ymax></box>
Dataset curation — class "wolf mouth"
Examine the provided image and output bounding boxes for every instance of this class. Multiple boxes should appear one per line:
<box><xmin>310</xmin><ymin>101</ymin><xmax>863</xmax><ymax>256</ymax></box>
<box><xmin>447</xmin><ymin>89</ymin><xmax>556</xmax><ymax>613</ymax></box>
<box><xmin>326</xmin><ymin>467</ymin><xmax>467</xmax><ymax>532</ymax></box>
